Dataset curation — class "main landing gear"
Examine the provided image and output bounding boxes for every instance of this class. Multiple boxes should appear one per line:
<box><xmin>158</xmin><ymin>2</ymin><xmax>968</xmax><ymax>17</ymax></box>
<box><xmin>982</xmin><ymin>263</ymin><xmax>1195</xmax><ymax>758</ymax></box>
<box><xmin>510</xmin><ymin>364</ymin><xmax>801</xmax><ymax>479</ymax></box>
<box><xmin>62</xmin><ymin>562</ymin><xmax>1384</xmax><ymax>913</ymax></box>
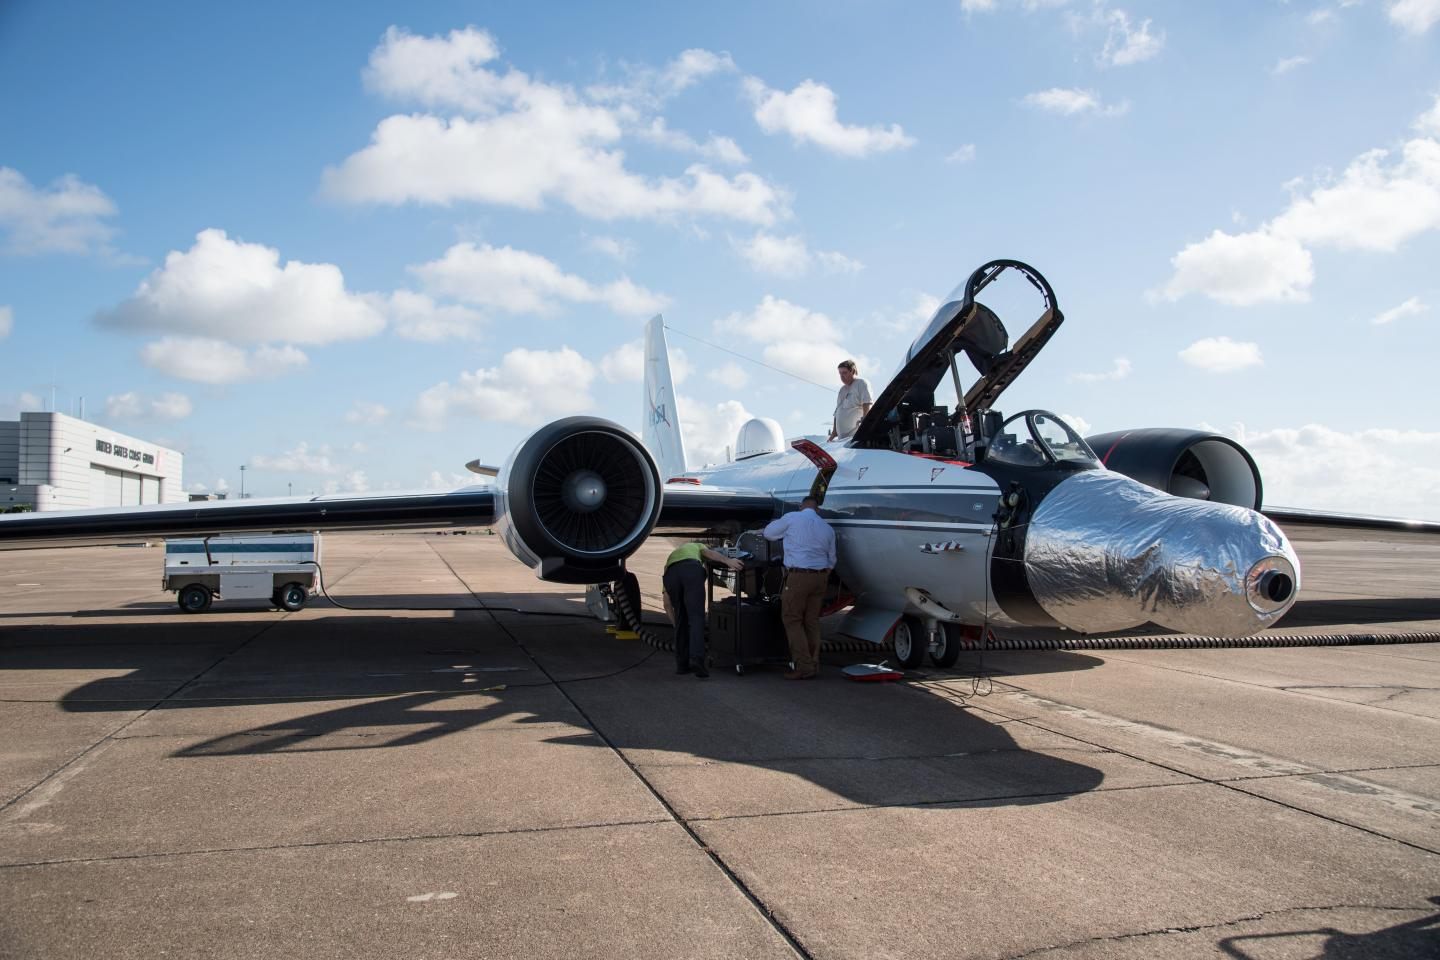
<box><xmin>890</xmin><ymin>615</ymin><xmax>964</xmax><ymax>670</ymax></box>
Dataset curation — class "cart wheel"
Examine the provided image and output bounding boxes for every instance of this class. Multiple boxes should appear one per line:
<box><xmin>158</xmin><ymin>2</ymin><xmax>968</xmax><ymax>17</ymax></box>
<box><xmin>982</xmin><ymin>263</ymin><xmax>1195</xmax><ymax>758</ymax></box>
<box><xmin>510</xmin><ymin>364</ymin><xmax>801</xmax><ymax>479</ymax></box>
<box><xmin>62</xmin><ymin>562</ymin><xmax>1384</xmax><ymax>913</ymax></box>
<box><xmin>891</xmin><ymin>616</ymin><xmax>928</xmax><ymax>669</ymax></box>
<box><xmin>930</xmin><ymin>623</ymin><xmax>962</xmax><ymax>668</ymax></box>
<box><xmin>178</xmin><ymin>584</ymin><xmax>212</xmax><ymax>614</ymax></box>
<box><xmin>277</xmin><ymin>582</ymin><xmax>307</xmax><ymax>612</ymax></box>
<box><xmin>734</xmin><ymin>664</ymin><xmax>746</xmax><ymax>676</ymax></box>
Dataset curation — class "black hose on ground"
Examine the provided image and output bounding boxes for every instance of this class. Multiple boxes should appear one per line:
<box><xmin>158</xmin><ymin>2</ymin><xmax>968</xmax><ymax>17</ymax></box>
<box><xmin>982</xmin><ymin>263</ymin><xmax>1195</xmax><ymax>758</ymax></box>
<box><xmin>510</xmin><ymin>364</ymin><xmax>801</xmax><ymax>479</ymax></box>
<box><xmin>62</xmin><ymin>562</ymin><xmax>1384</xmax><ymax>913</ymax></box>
<box><xmin>957</xmin><ymin>631</ymin><xmax>1440</xmax><ymax>651</ymax></box>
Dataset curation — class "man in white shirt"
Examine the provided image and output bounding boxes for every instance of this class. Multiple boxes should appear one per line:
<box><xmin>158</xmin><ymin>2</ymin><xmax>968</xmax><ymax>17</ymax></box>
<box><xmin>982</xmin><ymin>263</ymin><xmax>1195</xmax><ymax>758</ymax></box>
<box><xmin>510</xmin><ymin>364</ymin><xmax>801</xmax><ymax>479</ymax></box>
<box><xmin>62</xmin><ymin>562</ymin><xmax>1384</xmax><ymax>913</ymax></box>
<box><xmin>763</xmin><ymin>497</ymin><xmax>837</xmax><ymax>679</ymax></box>
<box><xmin>828</xmin><ymin>359</ymin><xmax>873</xmax><ymax>441</ymax></box>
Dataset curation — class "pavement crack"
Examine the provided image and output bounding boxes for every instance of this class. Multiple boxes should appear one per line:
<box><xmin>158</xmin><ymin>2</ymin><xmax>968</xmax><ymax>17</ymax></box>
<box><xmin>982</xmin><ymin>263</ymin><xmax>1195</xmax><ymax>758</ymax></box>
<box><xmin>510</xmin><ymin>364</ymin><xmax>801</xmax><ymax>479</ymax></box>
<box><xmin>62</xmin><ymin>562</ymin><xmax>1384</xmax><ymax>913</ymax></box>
<box><xmin>0</xmin><ymin>817</ymin><xmax>675</xmax><ymax>870</ymax></box>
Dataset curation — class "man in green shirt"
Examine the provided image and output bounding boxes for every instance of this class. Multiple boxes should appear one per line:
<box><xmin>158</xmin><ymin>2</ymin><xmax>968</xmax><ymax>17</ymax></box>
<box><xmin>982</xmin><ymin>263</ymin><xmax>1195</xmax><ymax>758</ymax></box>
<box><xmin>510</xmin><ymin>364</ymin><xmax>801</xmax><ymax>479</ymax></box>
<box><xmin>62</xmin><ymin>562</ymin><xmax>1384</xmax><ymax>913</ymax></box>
<box><xmin>663</xmin><ymin>542</ymin><xmax>743</xmax><ymax>678</ymax></box>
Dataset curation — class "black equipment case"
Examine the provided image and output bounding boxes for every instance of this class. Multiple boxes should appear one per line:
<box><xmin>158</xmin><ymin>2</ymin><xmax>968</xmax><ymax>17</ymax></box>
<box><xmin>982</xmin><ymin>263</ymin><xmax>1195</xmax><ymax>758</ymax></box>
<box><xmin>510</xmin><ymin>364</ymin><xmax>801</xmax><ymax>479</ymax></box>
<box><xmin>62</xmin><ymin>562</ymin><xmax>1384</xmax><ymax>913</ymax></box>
<box><xmin>707</xmin><ymin>595</ymin><xmax>788</xmax><ymax>675</ymax></box>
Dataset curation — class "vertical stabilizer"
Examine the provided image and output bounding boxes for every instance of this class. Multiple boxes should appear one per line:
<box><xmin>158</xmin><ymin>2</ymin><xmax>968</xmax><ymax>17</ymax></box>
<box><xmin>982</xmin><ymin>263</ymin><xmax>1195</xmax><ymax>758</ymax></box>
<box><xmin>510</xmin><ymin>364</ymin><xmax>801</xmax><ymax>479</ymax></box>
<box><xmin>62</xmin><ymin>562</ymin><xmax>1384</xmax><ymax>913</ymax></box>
<box><xmin>643</xmin><ymin>315</ymin><xmax>688</xmax><ymax>479</ymax></box>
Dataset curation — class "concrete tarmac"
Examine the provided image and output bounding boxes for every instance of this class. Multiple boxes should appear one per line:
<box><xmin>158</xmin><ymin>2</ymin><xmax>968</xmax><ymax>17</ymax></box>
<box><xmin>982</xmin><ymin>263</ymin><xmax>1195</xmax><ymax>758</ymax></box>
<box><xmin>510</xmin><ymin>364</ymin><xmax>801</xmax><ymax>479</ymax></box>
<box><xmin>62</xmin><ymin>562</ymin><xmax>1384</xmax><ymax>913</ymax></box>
<box><xmin>1</xmin><ymin>529</ymin><xmax>1438</xmax><ymax>959</ymax></box>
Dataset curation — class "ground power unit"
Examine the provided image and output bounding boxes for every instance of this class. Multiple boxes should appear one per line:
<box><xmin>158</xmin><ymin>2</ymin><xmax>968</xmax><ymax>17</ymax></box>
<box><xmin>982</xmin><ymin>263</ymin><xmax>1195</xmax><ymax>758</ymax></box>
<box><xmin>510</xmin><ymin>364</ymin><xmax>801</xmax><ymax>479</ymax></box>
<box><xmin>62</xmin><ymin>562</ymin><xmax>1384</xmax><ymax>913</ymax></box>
<box><xmin>164</xmin><ymin>533</ymin><xmax>320</xmax><ymax>613</ymax></box>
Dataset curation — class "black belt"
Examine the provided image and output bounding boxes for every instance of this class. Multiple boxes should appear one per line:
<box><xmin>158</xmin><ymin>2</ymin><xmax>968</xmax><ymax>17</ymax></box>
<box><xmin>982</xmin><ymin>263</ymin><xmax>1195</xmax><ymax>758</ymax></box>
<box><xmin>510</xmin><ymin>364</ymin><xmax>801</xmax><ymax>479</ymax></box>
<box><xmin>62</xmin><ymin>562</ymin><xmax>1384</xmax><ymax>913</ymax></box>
<box><xmin>786</xmin><ymin>567</ymin><xmax>829</xmax><ymax>573</ymax></box>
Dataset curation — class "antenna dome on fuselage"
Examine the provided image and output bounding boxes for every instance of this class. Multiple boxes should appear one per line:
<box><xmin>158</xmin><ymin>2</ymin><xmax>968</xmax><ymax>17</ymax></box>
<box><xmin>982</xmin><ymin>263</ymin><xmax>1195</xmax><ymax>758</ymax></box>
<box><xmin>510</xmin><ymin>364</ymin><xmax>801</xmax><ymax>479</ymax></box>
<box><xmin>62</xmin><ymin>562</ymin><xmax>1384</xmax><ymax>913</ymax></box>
<box><xmin>735</xmin><ymin>417</ymin><xmax>785</xmax><ymax>460</ymax></box>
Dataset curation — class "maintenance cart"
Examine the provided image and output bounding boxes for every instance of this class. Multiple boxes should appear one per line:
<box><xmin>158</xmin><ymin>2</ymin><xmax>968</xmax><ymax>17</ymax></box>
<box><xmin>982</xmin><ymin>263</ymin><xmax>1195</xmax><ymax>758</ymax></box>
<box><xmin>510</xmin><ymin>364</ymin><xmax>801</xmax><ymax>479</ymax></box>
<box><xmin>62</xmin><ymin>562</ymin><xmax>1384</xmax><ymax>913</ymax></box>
<box><xmin>164</xmin><ymin>533</ymin><xmax>320</xmax><ymax>613</ymax></box>
<box><xmin>704</xmin><ymin>530</ymin><xmax>791</xmax><ymax>675</ymax></box>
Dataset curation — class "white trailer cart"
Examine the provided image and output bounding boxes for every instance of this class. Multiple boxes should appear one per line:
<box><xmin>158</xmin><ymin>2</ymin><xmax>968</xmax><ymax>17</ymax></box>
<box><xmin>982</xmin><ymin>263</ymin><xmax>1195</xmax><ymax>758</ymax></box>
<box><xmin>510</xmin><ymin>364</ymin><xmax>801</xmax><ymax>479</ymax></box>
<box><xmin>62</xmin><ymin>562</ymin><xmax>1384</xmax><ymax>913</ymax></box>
<box><xmin>164</xmin><ymin>533</ymin><xmax>320</xmax><ymax>613</ymax></box>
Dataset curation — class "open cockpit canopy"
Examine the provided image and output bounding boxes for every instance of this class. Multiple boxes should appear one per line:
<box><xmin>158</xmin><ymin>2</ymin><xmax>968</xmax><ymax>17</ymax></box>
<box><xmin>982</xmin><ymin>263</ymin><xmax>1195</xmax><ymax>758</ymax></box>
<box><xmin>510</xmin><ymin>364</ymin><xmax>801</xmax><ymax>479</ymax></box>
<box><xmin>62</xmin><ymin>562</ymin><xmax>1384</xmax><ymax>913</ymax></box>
<box><xmin>850</xmin><ymin>259</ymin><xmax>1065</xmax><ymax>461</ymax></box>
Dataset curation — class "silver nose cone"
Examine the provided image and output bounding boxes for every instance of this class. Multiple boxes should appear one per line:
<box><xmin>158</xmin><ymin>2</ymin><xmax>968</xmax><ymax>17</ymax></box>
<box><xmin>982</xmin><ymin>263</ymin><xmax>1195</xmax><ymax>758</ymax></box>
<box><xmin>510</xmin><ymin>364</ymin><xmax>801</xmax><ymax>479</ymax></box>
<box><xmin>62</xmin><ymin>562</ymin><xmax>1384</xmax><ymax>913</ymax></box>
<box><xmin>1022</xmin><ymin>471</ymin><xmax>1301</xmax><ymax>637</ymax></box>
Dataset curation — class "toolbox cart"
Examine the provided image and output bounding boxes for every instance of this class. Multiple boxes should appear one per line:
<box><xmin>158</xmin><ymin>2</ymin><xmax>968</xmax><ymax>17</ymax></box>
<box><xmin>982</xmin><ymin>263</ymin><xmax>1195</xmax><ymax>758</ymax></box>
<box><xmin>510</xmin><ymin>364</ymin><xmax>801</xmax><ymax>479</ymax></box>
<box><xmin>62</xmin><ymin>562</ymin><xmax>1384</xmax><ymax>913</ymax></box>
<box><xmin>704</xmin><ymin>530</ymin><xmax>791</xmax><ymax>675</ymax></box>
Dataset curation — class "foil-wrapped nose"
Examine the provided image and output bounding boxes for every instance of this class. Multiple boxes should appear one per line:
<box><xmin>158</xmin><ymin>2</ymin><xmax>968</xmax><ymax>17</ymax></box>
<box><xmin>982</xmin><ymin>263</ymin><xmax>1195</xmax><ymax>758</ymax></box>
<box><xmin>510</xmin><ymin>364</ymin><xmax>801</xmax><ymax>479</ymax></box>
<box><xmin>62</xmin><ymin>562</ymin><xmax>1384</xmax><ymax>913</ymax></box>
<box><xmin>1020</xmin><ymin>471</ymin><xmax>1301</xmax><ymax>637</ymax></box>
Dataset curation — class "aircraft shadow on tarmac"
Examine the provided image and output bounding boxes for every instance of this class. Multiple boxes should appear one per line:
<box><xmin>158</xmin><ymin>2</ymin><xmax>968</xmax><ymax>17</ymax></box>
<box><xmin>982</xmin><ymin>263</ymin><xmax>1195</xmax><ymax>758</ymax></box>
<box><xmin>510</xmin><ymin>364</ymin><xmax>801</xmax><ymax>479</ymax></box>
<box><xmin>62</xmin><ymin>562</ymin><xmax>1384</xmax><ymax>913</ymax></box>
<box><xmin>1273</xmin><ymin>596</ymin><xmax>1440</xmax><ymax>629</ymax></box>
<box><xmin>2</xmin><ymin>606</ymin><xmax>1113</xmax><ymax>811</ymax></box>
<box><xmin>1216</xmin><ymin>895</ymin><xmax>1440</xmax><ymax>959</ymax></box>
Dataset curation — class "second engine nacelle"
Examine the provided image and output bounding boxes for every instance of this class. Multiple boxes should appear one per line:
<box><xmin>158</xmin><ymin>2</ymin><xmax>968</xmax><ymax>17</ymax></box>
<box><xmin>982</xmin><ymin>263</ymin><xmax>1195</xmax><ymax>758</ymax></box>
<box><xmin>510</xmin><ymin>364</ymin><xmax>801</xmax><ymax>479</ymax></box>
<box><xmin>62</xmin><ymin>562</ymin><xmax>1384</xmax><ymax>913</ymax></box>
<box><xmin>495</xmin><ymin>417</ymin><xmax>662</xmax><ymax>583</ymax></box>
<box><xmin>1085</xmin><ymin>428</ymin><xmax>1263</xmax><ymax>510</ymax></box>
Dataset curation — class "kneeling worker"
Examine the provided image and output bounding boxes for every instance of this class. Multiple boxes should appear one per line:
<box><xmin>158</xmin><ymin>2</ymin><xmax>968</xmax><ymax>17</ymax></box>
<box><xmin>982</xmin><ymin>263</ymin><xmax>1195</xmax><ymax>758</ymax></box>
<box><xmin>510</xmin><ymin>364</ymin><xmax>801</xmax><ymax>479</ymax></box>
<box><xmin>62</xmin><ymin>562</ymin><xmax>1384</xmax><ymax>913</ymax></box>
<box><xmin>663</xmin><ymin>542</ymin><xmax>744</xmax><ymax>678</ymax></box>
<box><xmin>763</xmin><ymin>497</ymin><xmax>836</xmax><ymax>680</ymax></box>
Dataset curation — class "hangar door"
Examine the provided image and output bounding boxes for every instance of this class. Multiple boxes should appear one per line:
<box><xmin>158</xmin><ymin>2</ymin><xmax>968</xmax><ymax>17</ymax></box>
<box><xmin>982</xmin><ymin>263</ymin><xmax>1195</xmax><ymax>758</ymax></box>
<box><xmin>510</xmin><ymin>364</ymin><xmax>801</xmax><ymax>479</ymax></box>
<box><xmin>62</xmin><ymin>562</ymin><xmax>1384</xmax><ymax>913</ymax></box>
<box><xmin>89</xmin><ymin>466</ymin><xmax>146</xmax><ymax>506</ymax></box>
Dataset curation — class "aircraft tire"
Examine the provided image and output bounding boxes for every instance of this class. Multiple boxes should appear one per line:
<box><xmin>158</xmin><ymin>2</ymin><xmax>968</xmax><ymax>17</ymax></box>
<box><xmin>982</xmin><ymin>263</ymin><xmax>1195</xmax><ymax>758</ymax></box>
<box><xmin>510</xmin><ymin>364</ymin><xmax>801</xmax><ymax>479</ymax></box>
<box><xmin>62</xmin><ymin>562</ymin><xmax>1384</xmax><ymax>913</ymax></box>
<box><xmin>892</xmin><ymin>616</ymin><xmax>928</xmax><ymax>669</ymax></box>
<box><xmin>277</xmin><ymin>582</ymin><xmax>307</xmax><ymax>612</ymax></box>
<box><xmin>178</xmin><ymin>584</ymin><xmax>212</xmax><ymax>614</ymax></box>
<box><xmin>931</xmin><ymin>623</ymin><xmax>963</xmax><ymax>668</ymax></box>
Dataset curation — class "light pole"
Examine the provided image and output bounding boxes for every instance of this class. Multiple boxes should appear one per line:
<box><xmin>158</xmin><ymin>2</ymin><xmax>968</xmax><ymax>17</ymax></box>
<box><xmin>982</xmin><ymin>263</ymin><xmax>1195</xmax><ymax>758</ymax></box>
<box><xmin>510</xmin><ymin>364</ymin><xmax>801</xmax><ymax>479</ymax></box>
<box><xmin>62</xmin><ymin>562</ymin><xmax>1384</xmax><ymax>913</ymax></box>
<box><xmin>287</xmin><ymin>481</ymin><xmax>292</xmax><ymax>497</ymax></box>
<box><xmin>239</xmin><ymin>465</ymin><xmax>246</xmax><ymax>499</ymax></box>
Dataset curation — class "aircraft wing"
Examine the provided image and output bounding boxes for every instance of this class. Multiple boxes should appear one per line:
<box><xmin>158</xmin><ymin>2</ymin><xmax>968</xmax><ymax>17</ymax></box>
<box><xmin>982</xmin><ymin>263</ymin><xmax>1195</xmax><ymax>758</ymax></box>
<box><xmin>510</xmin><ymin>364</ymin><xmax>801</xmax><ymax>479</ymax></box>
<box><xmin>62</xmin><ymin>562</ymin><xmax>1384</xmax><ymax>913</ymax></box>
<box><xmin>1264</xmin><ymin>507</ymin><xmax>1440</xmax><ymax>539</ymax></box>
<box><xmin>0</xmin><ymin>481</ymin><xmax>776</xmax><ymax>549</ymax></box>
<box><xmin>0</xmin><ymin>488</ymin><xmax>499</xmax><ymax>549</ymax></box>
<box><xmin>656</xmin><ymin>483</ymin><xmax>776</xmax><ymax>532</ymax></box>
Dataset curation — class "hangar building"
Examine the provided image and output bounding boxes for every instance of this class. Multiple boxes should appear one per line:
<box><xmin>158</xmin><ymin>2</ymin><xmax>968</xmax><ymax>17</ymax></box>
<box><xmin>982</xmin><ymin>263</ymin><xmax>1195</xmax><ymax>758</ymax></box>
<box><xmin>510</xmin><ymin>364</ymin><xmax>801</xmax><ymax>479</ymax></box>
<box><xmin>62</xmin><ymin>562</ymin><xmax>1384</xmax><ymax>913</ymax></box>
<box><xmin>0</xmin><ymin>412</ymin><xmax>184</xmax><ymax>512</ymax></box>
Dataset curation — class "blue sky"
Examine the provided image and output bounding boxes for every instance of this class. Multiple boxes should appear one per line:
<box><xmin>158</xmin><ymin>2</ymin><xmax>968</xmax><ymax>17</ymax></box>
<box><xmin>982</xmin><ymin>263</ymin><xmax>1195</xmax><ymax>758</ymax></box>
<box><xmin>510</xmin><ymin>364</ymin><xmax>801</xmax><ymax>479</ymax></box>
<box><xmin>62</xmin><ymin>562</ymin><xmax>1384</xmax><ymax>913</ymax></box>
<box><xmin>2</xmin><ymin>0</ymin><xmax>1438</xmax><ymax>517</ymax></box>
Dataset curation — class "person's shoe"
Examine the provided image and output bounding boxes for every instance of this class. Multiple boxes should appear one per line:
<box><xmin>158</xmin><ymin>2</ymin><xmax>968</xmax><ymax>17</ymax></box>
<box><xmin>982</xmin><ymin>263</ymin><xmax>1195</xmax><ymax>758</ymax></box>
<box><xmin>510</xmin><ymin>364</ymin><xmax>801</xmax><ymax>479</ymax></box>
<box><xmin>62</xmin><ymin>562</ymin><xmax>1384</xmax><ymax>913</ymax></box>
<box><xmin>690</xmin><ymin>659</ymin><xmax>709</xmax><ymax>679</ymax></box>
<box><xmin>675</xmin><ymin>663</ymin><xmax>692</xmax><ymax>675</ymax></box>
<box><xmin>783</xmin><ymin>670</ymin><xmax>807</xmax><ymax>680</ymax></box>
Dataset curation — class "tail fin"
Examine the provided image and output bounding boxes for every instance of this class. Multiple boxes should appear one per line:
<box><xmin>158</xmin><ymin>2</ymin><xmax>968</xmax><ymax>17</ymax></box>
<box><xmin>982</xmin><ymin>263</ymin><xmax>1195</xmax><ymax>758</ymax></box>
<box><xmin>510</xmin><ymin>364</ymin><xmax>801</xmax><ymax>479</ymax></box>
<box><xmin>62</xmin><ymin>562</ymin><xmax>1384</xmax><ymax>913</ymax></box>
<box><xmin>643</xmin><ymin>315</ymin><xmax>688</xmax><ymax>479</ymax></box>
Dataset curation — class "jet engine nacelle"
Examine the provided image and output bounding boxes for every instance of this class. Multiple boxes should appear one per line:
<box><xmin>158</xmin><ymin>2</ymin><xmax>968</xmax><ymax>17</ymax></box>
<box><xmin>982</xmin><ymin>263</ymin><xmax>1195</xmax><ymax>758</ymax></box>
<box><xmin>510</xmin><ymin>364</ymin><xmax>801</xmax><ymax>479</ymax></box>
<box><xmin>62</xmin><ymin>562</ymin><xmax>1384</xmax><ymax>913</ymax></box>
<box><xmin>1086</xmin><ymin>429</ymin><xmax>1263</xmax><ymax>511</ymax></box>
<box><xmin>494</xmin><ymin>417</ymin><xmax>662</xmax><ymax>584</ymax></box>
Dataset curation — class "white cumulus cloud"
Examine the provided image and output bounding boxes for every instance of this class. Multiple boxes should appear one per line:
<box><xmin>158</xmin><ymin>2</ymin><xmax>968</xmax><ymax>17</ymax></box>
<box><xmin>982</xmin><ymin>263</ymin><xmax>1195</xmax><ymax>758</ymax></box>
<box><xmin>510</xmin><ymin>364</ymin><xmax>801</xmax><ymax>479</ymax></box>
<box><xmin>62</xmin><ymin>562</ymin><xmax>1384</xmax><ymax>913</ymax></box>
<box><xmin>1417</xmin><ymin>93</ymin><xmax>1440</xmax><ymax>135</ymax></box>
<box><xmin>1178</xmin><ymin>337</ymin><xmax>1263</xmax><ymax>372</ymax></box>
<box><xmin>945</xmin><ymin>144</ymin><xmax>977</xmax><ymax>164</ymax></box>
<box><xmin>1228</xmin><ymin>422</ymin><xmax>1440</xmax><ymax>520</ymax></box>
<box><xmin>1272</xmin><ymin>56</ymin><xmax>1311</xmax><ymax>75</ymax></box>
<box><xmin>104</xmin><ymin>391</ymin><xmax>193</xmax><ymax>421</ymax></box>
<box><xmin>717</xmin><ymin>295</ymin><xmax>870</xmax><ymax>387</ymax></box>
<box><xmin>585</xmin><ymin>234</ymin><xmax>634</xmax><ymax>262</ymax></box>
<box><xmin>414</xmin><ymin>346</ymin><xmax>596</xmax><ymax>427</ymax></box>
<box><xmin>1161</xmin><ymin>102</ymin><xmax>1440</xmax><ymax>305</ymax></box>
<box><xmin>98</xmin><ymin>229</ymin><xmax>385</xmax><ymax>345</ymax></box>
<box><xmin>140</xmin><ymin>338</ymin><xmax>309</xmax><ymax>384</ymax></box>
<box><xmin>1069</xmin><ymin>357</ymin><xmax>1133</xmax><ymax>383</ymax></box>
<box><xmin>1022</xmin><ymin>87</ymin><xmax>1129</xmax><ymax>116</ymax></box>
<box><xmin>1368</xmin><ymin>296</ymin><xmax>1428</xmax><ymax>325</ymax></box>
<box><xmin>253</xmin><ymin>441</ymin><xmax>345</xmax><ymax>475</ymax></box>
<box><xmin>1389</xmin><ymin>0</ymin><xmax>1440</xmax><ymax>34</ymax></box>
<box><xmin>344</xmin><ymin>401</ymin><xmax>389</xmax><ymax>425</ymax></box>
<box><xmin>383</xmin><ymin>290</ymin><xmax>488</xmax><ymax>341</ymax></box>
<box><xmin>732</xmin><ymin>232</ymin><xmax>863</xmax><ymax>276</ymax></box>
<box><xmin>0</xmin><ymin>167</ymin><xmax>120</xmax><ymax>256</ymax></box>
<box><xmin>678</xmin><ymin>396</ymin><xmax>757</xmax><ymax>467</ymax></box>
<box><xmin>635</xmin><ymin>119</ymin><xmax>749</xmax><ymax>166</ymax></box>
<box><xmin>708</xmin><ymin>362</ymin><xmax>750</xmax><ymax>389</ymax></box>
<box><xmin>744</xmin><ymin>78</ymin><xmax>915</xmax><ymax>156</ymax></box>
<box><xmin>410</xmin><ymin>242</ymin><xmax>669</xmax><ymax>317</ymax></box>
<box><xmin>324</xmin><ymin>28</ymin><xmax>785</xmax><ymax>225</ymax></box>
<box><xmin>1099</xmin><ymin>9</ymin><xmax>1165</xmax><ymax>66</ymax></box>
<box><xmin>0</xmin><ymin>305</ymin><xmax>11</xmax><ymax>339</ymax></box>
<box><xmin>1160</xmin><ymin>229</ymin><xmax>1314</xmax><ymax>305</ymax></box>
<box><xmin>599</xmin><ymin>339</ymin><xmax>691</xmax><ymax>383</ymax></box>
<box><xmin>587</xmin><ymin>48</ymin><xmax>737</xmax><ymax>110</ymax></box>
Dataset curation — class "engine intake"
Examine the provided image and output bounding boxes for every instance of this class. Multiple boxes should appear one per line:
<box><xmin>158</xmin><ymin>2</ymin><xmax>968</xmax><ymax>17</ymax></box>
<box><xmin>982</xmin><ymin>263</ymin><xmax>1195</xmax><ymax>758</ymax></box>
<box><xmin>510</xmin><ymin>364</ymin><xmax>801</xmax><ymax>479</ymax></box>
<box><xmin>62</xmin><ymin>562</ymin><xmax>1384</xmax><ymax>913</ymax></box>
<box><xmin>1086</xmin><ymin>429</ymin><xmax>1263</xmax><ymax>510</ymax></box>
<box><xmin>495</xmin><ymin>417</ymin><xmax>661</xmax><ymax>583</ymax></box>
